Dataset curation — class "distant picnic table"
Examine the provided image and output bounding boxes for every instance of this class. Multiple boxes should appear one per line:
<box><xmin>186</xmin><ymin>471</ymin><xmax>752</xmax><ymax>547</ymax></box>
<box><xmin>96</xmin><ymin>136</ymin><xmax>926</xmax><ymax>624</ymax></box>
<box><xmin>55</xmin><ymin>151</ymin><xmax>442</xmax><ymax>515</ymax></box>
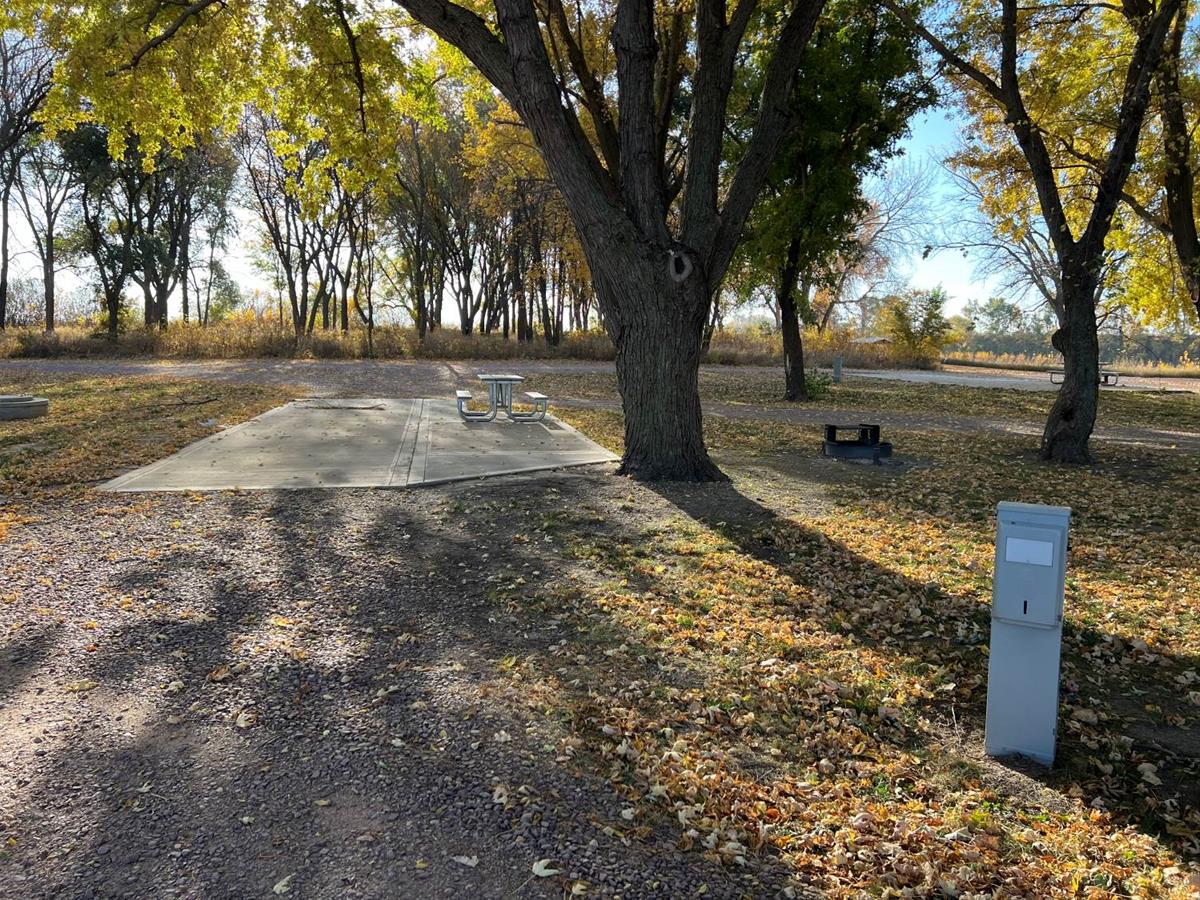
<box><xmin>1049</xmin><ymin>370</ymin><xmax>1120</xmax><ymax>387</ymax></box>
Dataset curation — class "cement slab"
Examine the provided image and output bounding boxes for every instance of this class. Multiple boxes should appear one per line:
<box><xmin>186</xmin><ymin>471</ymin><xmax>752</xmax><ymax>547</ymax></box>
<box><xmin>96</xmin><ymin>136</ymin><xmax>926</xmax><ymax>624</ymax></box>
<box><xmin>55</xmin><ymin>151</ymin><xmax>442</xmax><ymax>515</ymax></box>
<box><xmin>101</xmin><ymin>398</ymin><xmax>617</xmax><ymax>492</ymax></box>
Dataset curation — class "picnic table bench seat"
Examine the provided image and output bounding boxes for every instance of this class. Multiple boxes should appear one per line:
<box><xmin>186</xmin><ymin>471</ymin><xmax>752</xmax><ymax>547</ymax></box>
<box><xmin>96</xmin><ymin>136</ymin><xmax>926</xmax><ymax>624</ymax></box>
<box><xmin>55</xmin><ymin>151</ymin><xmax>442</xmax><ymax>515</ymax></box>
<box><xmin>457</xmin><ymin>388</ymin><xmax>498</xmax><ymax>422</ymax></box>
<box><xmin>510</xmin><ymin>391</ymin><xmax>549</xmax><ymax>422</ymax></box>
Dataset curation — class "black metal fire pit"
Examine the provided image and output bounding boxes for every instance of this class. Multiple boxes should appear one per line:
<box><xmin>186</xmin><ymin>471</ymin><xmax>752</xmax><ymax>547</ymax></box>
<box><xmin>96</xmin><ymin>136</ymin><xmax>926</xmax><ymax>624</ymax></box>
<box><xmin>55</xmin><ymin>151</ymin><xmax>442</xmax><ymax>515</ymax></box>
<box><xmin>823</xmin><ymin>423</ymin><xmax>892</xmax><ymax>463</ymax></box>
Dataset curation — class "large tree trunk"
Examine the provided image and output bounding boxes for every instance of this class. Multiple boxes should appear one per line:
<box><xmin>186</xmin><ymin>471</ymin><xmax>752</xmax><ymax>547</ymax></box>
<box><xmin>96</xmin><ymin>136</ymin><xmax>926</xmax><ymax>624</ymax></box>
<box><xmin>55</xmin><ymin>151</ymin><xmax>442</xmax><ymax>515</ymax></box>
<box><xmin>106</xmin><ymin>289</ymin><xmax>120</xmax><ymax>341</ymax></box>
<box><xmin>1042</xmin><ymin>268</ymin><xmax>1100</xmax><ymax>463</ymax></box>
<box><xmin>778</xmin><ymin>237</ymin><xmax>808</xmax><ymax>401</ymax></box>
<box><xmin>143</xmin><ymin>281</ymin><xmax>157</xmax><ymax>328</ymax></box>
<box><xmin>157</xmin><ymin>283</ymin><xmax>169</xmax><ymax>329</ymax></box>
<box><xmin>601</xmin><ymin>259</ymin><xmax>722</xmax><ymax>481</ymax></box>
<box><xmin>180</xmin><ymin>229</ymin><xmax>190</xmax><ymax>323</ymax></box>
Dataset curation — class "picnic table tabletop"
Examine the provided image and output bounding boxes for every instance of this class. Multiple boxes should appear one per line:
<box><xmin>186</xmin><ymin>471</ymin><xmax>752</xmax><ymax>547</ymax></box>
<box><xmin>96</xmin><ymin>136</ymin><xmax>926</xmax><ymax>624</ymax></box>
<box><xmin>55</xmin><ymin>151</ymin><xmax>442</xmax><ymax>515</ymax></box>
<box><xmin>477</xmin><ymin>373</ymin><xmax>526</xmax><ymax>382</ymax></box>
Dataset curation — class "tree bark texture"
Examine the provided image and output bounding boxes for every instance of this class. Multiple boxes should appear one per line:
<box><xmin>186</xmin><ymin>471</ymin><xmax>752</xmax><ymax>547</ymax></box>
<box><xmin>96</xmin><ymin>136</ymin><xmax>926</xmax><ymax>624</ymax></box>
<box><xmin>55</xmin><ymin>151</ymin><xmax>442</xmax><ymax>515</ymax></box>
<box><xmin>1157</xmin><ymin>2</ymin><xmax>1200</xmax><ymax>322</ymax></box>
<box><xmin>43</xmin><ymin>252</ymin><xmax>54</xmax><ymax>331</ymax></box>
<box><xmin>600</xmin><ymin>249</ymin><xmax>724</xmax><ymax>480</ymax></box>
<box><xmin>0</xmin><ymin>173</ymin><xmax>12</xmax><ymax>328</ymax></box>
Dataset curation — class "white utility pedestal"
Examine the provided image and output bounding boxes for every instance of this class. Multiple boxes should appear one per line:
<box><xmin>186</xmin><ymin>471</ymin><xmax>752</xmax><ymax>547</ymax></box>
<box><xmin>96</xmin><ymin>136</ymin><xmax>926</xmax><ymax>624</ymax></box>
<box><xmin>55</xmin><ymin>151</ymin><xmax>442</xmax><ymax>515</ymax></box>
<box><xmin>984</xmin><ymin>501</ymin><xmax>1071</xmax><ymax>767</ymax></box>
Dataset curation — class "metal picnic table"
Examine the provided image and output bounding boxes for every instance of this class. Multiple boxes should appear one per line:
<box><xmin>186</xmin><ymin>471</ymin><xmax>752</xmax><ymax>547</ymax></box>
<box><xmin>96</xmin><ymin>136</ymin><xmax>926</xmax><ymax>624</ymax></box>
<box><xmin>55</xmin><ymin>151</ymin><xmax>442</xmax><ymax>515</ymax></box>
<box><xmin>456</xmin><ymin>373</ymin><xmax>549</xmax><ymax>423</ymax></box>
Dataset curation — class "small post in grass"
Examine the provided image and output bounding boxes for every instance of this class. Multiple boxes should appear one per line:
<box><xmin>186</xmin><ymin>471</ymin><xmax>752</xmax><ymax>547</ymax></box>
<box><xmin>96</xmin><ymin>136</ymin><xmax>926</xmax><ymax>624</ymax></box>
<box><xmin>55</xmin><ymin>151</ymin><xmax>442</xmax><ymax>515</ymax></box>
<box><xmin>985</xmin><ymin>501</ymin><xmax>1071</xmax><ymax>767</ymax></box>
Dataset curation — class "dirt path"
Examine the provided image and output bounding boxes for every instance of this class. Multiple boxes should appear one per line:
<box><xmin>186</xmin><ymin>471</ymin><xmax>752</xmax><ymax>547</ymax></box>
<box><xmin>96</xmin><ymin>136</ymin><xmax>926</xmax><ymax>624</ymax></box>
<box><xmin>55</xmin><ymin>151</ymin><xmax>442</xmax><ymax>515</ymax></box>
<box><xmin>5</xmin><ymin>356</ymin><xmax>1199</xmax><ymax>394</ymax></box>
<box><xmin>5</xmin><ymin>358</ymin><xmax>1193</xmax><ymax>451</ymax></box>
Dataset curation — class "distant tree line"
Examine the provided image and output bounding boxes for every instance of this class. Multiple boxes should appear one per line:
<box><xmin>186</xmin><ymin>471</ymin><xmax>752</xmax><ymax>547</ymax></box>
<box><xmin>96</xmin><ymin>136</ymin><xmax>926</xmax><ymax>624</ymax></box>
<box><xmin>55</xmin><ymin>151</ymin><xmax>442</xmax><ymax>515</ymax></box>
<box><xmin>0</xmin><ymin>36</ymin><xmax>595</xmax><ymax>347</ymax></box>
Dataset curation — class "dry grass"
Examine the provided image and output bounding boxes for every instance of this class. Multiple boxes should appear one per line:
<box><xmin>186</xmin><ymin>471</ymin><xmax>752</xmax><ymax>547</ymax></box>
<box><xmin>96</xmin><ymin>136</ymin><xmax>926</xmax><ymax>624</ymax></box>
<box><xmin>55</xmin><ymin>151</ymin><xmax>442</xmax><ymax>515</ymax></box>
<box><xmin>2</xmin><ymin>321</ymin><xmax>928</xmax><ymax>368</ymax></box>
<box><xmin>0</xmin><ymin>373</ymin><xmax>293</xmax><ymax>498</ymax></box>
<box><xmin>947</xmin><ymin>350</ymin><xmax>1200</xmax><ymax>379</ymax></box>
<box><xmin>540</xmin><ymin>406</ymin><xmax>1200</xmax><ymax>890</ymax></box>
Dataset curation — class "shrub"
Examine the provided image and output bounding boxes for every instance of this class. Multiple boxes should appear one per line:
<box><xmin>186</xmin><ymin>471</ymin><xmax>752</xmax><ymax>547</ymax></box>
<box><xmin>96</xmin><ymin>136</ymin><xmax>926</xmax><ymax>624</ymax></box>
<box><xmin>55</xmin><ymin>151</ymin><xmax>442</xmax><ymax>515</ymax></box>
<box><xmin>881</xmin><ymin>288</ymin><xmax>953</xmax><ymax>366</ymax></box>
<box><xmin>804</xmin><ymin>368</ymin><xmax>834</xmax><ymax>400</ymax></box>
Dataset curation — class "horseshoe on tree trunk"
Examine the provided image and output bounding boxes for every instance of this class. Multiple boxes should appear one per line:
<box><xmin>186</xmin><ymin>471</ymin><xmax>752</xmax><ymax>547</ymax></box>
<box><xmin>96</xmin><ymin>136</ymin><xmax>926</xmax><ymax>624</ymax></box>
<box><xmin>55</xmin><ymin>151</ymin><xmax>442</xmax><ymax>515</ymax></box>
<box><xmin>667</xmin><ymin>249</ymin><xmax>694</xmax><ymax>283</ymax></box>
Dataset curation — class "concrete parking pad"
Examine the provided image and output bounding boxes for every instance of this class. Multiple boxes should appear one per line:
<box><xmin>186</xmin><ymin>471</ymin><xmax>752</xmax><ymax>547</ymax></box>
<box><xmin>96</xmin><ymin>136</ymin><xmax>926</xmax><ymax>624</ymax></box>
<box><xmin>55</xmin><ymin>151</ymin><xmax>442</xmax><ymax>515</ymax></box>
<box><xmin>412</xmin><ymin>399</ymin><xmax>615</xmax><ymax>485</ymax></box>
<box><xmin>101</xmin><ymin>398</ymin><xmax>617</xmax><ymax>492</ymax></box>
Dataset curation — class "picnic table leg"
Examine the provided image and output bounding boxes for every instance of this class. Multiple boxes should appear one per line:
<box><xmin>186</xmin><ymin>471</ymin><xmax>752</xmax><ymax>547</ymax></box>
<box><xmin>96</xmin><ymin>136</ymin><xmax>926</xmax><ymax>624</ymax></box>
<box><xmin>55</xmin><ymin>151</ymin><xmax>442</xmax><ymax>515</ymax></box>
<box><xmin>500</xmin><ymin>383</ymin><xmax>516</xmax><ymax>419</ymax></box>
<box><xmin>488</xmin><ymin>382</ymin><xmax>504</xmax><ymax>420</ymax></box>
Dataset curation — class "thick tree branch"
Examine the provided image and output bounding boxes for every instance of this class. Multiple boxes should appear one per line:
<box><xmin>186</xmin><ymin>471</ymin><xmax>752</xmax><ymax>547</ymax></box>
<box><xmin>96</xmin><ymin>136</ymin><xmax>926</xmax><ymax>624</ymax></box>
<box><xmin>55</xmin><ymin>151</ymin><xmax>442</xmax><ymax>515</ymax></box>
<box><xmin>996</xmin><ymin>0</ymin><xmax>1076</xmax><ymax>260</ymax></box>
<box><xmin>545</xmin><ymin>0</ymin><xmax>621</xmax><ymax>174</ymax></box>
<box><xmin>1153</xmin><ymin>0</ymin><xmax>1199</xmax><ymax>315</ymax></box>
<box><xmin>1076</xmin><ymin>0</ymin><xmax>1181</xmax><ymax>262</ymax></box>
<box><xmin>884</xmin><ymin>0</ymin><xmax>1073</xmax><ymax>257</ymax></box>
<box><xmin>879</xmin><ymin>0</ymin><xmax>1003</xmax><ymax>103</ymax></box>
<box><xmin>679</xmin><ymin>0</ymin><xmax>734</xmax><ymax>251</ymax></box>
<box><xmin>653</xmin><ymin>7</ymin><xmax>687</xmax><ymax>165</ymax></box>
<box><xmin>722</xmin><ymin>0</ymin><xmax>760</xmax><ymax>70</ymax></box>
<box><xmin>397</xmin><ymin>0</ymin><xmax>519</xmax><ymax>103</ymax></box>
<box><xmin>488</xmin><ymin>0</ymin><xmax>623</xmax><ymax>222</ymax></box>
<box><xmin>333</xmin><ymin>0</ymin><xmax>369</xmax><ymax>132</ymax></box>
<box><xmin>613</xmin><ymin>0</ymin><xmax>667</xmax><ymax>239</ymax></box>
<box><xmin>708</xmin><ymin>0</ymin><xmax>825</xmax><ymax>281</ymax></box>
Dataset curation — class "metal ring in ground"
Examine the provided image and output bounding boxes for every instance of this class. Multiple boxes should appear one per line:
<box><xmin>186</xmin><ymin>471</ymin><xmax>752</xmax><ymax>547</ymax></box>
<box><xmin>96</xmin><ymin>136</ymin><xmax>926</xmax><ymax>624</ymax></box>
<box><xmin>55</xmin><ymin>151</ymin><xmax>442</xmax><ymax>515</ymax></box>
<box><xmin>0</xmin><ymin>397</ymin><xmax>49</xmax><ymax>420</ymax></box>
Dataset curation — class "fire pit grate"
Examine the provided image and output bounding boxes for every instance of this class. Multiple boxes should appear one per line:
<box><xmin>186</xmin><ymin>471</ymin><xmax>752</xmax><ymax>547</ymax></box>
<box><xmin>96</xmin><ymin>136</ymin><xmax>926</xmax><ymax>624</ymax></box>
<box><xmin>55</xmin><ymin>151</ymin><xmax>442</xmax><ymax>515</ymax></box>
<box><xmin>823</xmin><ymin>422</ymin><xmax>892</xmax><ymax>464</ymax></box>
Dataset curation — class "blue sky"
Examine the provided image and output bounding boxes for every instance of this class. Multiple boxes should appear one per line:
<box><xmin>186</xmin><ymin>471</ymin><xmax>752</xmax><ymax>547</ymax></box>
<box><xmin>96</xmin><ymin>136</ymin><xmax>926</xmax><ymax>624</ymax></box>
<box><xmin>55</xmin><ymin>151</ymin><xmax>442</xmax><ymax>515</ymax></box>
<box><xmin>889</xmin><ymin>104</ymin><xmax>998</xmax><ymax>316</ymax></box>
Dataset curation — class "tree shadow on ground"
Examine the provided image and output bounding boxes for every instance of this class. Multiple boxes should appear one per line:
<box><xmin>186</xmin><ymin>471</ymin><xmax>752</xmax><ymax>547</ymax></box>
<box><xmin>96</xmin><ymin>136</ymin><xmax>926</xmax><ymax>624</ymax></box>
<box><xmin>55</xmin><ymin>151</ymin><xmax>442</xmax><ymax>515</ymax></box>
<box><xmin>0</xmin><ymin>482</ymin><xmax>791</xmax><ymax>900</ymax></box>
<box><xmin>3</xmin><ymin>458</ymin><xmax>1196</xmax><ymax>900</ymax></box>
<box><xmin>646</xmin><ymin>475</ymin><xmax>1200</xmax><ymax>859</ymax></box>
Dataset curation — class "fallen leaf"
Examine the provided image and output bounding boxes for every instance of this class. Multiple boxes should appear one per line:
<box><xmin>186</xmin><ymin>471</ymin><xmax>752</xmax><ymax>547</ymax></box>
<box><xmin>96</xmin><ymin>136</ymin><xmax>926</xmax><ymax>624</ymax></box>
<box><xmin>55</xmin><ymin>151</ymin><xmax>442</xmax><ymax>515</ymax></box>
<box><xmin>532</xmin><ymin>859</ymin><xmax>561</xmax><ymax>877</ymax></box>
<box><xmin>272</xmin><ymin>874</ymin><xmax>294</xmax><ymax>895</ymax></box>
<box><xmin>1070</xmin><ymin>707</ymin><xmax>1099</xmax><ymax>724</ymax></box>
<box><xmin>452</xmin><ymin>855</ymin><xmax>479</xmax><ymax>868</ymax></box>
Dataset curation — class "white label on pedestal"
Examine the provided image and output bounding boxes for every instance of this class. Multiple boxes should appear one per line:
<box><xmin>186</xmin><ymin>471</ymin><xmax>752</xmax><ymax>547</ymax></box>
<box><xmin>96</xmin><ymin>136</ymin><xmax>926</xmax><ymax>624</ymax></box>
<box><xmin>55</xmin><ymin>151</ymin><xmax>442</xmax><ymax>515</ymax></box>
<box><xmin>1005</xmin><ymin>537</ymin><xmax>1054</xmax><ymax>567</ymax></box>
